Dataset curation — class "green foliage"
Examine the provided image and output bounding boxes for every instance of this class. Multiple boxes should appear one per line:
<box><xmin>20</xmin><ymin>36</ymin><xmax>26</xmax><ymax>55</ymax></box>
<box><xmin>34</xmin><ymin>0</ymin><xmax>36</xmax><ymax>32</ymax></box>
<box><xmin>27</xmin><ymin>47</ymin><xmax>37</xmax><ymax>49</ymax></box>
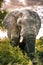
<box><xmin>0</xmin><ymin>38</ymin><xmax>43</xmax><ymax>65</ymax></box>
<box><xmin>0</xmin><ymin>0</ymin><xmax>8</xmax><ymax>28</ymax></box>
<box><xmin>0</xmin><ymin>0</ymin><xmax>3</xmax><ymax>2</ymax></box>
<box><xmin>0</xmin><ymin>0</ymin><xmax>3</xmax><ymax>8</ymax></box>
<box><xmin>0</xmin><ymin>38</ymin><xmax>12</xmax><ymax>65</ymax></box>
<box><xmin>36</xmin><ymin>39</ymin><xmax>43</xmax><ymax>65</ymax></box>
<box><xmin>36</xmin><ymin>39</ymin><xmax>43</xmax><ymax>52</ymax></box>
<box><xmin>0</xmin><ymin>38</ymin><xmax>29</xmax><ymax>65</ymax></box>
<box><xmin>0</xmin><ymin>10</ymin><xmax>8</xmax><ymax>27</ymax></box>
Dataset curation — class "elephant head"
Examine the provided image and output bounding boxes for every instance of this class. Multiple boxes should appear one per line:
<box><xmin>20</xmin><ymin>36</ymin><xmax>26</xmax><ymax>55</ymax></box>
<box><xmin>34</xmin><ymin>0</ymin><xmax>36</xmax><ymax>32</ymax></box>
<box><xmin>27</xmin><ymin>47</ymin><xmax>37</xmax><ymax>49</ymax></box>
<box><xmin>3</xmin><ymin>9</ymin><xmax>41</xmax><ymax>57</ymax></box>
<box><xmin>17</xmin><ymin>9</ymin><xmax>41</xmax><ymax>37</ymax></box>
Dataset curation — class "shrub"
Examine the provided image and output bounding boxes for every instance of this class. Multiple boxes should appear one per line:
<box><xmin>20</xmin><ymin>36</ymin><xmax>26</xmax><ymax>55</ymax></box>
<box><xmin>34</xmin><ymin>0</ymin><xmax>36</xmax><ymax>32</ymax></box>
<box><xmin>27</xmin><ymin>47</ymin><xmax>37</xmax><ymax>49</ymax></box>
<box><xmin>0</xmin><ymin>38</ymin><xmax>29</xmax><ymax>65</ymax></box>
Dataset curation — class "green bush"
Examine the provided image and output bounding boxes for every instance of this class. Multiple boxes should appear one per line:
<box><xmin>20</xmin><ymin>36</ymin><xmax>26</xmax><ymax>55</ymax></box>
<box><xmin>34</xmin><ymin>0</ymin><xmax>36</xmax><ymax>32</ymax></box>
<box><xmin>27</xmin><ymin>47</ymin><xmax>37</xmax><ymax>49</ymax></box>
<box><xmin>0</xmin><ymin>38</ymin><xmax>43</xmax><ymax>65</ymax></box>
<box><xmin>0</xmin><ymin>10</ymin><xmax>8</xmax><ymax>28</ymax></box>
<box><xmin>0</xmin><ymin>38</ymin><xmax>29</xmax><ymax>65</ymax></box>
<box><xmin>36</xmin><ymin>39</ymin><xmax>43</xmax><ymax>52</ymax></box>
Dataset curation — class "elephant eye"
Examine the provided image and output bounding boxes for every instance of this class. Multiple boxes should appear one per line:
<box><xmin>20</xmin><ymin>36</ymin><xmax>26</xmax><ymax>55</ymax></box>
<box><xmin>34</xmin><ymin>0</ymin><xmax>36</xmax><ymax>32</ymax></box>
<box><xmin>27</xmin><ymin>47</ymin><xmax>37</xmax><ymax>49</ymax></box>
<box><xmin>3</xmin><ymin>22</ymin><xmax>7</xmax><ymax>26</ymax></box>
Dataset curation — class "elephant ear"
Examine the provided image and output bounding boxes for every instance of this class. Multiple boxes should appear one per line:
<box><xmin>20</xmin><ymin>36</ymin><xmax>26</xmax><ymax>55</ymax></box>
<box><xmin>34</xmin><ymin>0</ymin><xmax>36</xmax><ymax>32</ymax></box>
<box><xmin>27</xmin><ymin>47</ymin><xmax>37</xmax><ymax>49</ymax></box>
<box><xmin>35</xmin><ymin>12</ymin><xmax>41</xmax><ymax>33</ymax></box>
<box><xmin>29</xmin><ymin>11</ymin><xmax>41</xmax><ymax>29</ymax></box>
<box><xmin>3</xmin><ymin>10</ymin><xmax>23</xmax><ymax>29</ymax></box>
<box><xmin>30</xmin><ymin>11</ymin><xmax>41</xmax><ymax>34</ymax></box>
<box><xmin>3</xmin><ymin>11</ymin><xmax>16</xmax><ymax>29</ymax></box>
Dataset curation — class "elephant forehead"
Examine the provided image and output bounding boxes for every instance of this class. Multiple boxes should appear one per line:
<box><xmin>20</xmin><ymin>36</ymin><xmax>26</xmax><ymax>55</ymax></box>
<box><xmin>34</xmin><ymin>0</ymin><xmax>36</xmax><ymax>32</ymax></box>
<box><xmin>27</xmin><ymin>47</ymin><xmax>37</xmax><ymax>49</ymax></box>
<box><xmin>20</xmin><ymin>13</ymin><xmax>40</xmax><ymax>29</ymax></box>
<box><xmin>20</xmin><ymin>17</ymin><xmax>35</xmax><ymax>26</ymax></box>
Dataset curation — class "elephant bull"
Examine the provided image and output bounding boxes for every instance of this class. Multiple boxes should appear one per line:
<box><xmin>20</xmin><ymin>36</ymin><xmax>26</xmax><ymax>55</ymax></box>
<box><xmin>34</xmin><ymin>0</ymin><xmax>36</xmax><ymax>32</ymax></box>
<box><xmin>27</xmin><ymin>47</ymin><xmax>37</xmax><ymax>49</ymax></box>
<box><xmin>3</xmin><ymin>9</ymin><xmax>41</xmax><ymax>57</ymax></box>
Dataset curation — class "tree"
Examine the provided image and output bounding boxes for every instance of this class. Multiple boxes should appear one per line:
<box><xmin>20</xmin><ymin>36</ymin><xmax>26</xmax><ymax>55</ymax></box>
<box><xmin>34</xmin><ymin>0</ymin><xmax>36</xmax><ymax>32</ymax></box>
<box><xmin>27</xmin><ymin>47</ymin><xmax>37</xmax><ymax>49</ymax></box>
<box><xmin>0</xmin><ymin>10</ymin><xmax>8</xmax><ymax>27</ymax></box>
<box><xmin>0</xmin><ymin>0</ymin><xmax>3</xmax><ymax>8</ymax></box>
<box><xmin>0</xmin><ymin>0</ymin><xmax>8</xmax><ymax>28</ymax></box>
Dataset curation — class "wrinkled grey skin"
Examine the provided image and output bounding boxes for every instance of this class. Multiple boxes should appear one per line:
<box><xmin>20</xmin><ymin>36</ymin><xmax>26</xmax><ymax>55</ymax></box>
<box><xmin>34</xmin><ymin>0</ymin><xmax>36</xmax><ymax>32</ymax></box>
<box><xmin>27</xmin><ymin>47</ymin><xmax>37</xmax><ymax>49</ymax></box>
<box><xmin>17</xmin><ymin>9</ymin><xmax>41</xmax><ymax>36</ymax></box>
<box><xmin>3</xmin><ymin>10</ymin><xmax>21</xmax><ymax>46</ymax></box>
<box><xmin>3</xmin><ymin>9</ymin><xmax>41</xmax><ymax>56</ymax></box>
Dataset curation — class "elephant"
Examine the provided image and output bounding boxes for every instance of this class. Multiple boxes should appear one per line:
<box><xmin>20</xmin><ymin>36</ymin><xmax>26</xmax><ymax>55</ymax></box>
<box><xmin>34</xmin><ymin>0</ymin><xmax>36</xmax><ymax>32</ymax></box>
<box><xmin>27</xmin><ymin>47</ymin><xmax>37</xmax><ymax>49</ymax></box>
<box><xmin>3</xmin><ymin>9</ymin><xmax>41</xmax><ymax>58</ymax></box>
<box><xmin>17</xmin><ymin>9</ymin><xmax>41</xmax><ymax>55</ymax></box>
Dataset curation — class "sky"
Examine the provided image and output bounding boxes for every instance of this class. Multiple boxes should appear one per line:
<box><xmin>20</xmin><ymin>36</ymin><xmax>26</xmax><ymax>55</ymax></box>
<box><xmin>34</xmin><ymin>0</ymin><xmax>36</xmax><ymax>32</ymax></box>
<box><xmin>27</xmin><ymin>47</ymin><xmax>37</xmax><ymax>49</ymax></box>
<box><xmin>0</xmin><ymin>0</ymin><xmax>43</xmax><ymax>39</ymax></box>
